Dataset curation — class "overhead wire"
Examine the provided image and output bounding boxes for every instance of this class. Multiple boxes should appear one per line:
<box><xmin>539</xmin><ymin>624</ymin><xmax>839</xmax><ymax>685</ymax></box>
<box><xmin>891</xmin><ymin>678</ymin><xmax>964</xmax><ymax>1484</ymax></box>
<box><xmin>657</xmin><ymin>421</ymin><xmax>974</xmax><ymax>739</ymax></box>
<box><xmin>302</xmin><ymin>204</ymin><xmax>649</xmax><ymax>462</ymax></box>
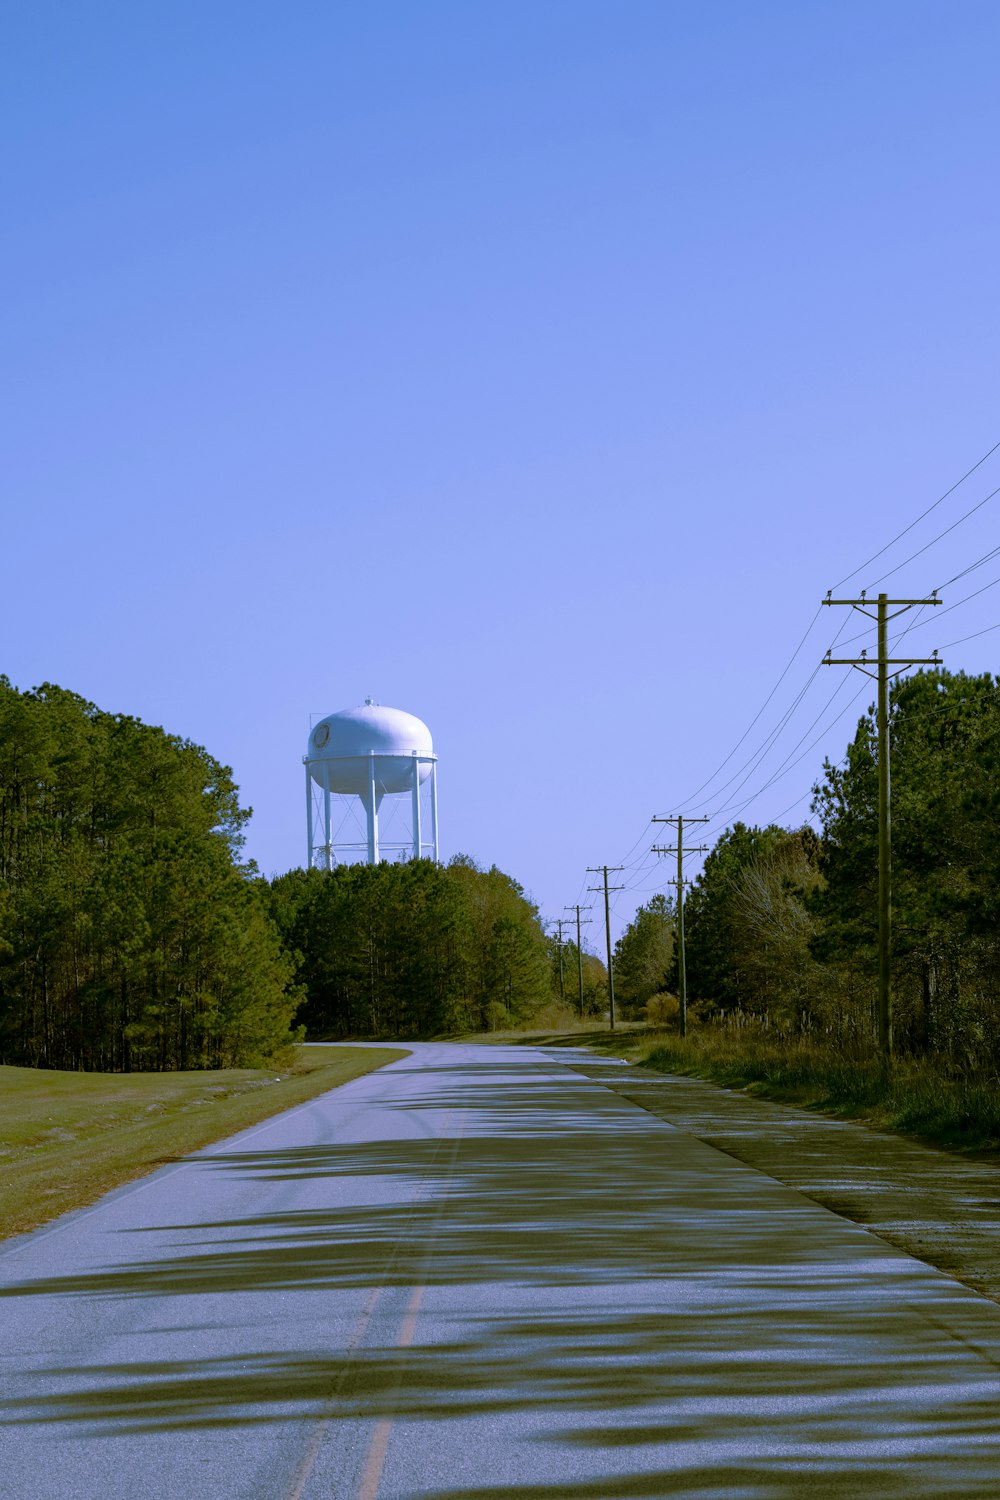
<box><xmin>622</xmin><ymin>438</ymin><xmax>1000</xmax><ymax>868</ymax></box>
<box><xmin>819</xmin><ymin>544</ymin><xmax>1000</xmax><ymax>653</ymax></box>
<box><xmin>701</xmin><ymin>540</ymin><xmax>995</xmax><ymax>846</ymax></box>
<box><xmin>635</xmin><ymin>593</ymin><xmax>935</xmax><ymax>886</ymax></box>
<box><xmin>694</xmin><ymin>600</ymin><xmax>939</xmax><ymax>841</ymax></box>
<box><xmin>582</xmin><ymin>434</ymin><xmax>1000</xmax><ymax>929</ymax></box>
<box><xmin>676</xmin><ymin>607</ymin><xmax>855</xmax><ymax>815</ymax></box>
<box><xmin>614</xmin><ymin>598</ymin><xmax>872</xmax><ymax>896</ymax></box>
<box><xmin>670</xmin><ymin>603</ymin><xmax>825</xmax><ymax>810</ymax></box>
<box><xmin>831</xmin><ymin>435</ymin><xmax>1000</xmax><ymax>590</ymax></box>
<box><xmin>609</xmin><ymin>626</ymin><xmax>828</xmax><ymax>889</ymax></box>
<box><xmin>826</xmin><ymin>573</ymin><xmax>1000</xmax><ymax>657</ymax></box>
<box><xmin>605</xmin><ymin>606</ymin><xmax>828</xmax><ymax>877</ymax></box>
<box><xmin>940</xmin><ymin>621</ymin><xmax>1000</xmax><ymax>651</ymax></box>
<box><xmin>890</xmin><ymin>572</ymin><xmax>1000</xmax><ymax>636</ymax></box>
<box><xmin>679</xmin><ymin>594</ymin><xmax>966</xmax><ymax>869</ymax></box>
<box><xmin>868</xmin><ymin>481</ymin><xmax>1000</xmax><ymax>588</ymax></box>
<box><xmin>737</xmin><ymin>659</ymin><xmax>1000</xmax><ymax>873</ymax></box>
<box><xmin>677</xmin><ymin>665</ymin><xmax>822</xmax><ymax>813</ymax></box>
<box><xmin>766</xmin><ymin>786</ymin><xmax>818</xmax><ymax>825</ymax></box>
<box><xmin>936</xmin><ymin>541</ymin><xmax>1000</xmax><ymax>591</ymax></box>
<box><xmin>706</xmin><ymin>672</ymin><xmax>867</xmax><ymax>826</ymax></box>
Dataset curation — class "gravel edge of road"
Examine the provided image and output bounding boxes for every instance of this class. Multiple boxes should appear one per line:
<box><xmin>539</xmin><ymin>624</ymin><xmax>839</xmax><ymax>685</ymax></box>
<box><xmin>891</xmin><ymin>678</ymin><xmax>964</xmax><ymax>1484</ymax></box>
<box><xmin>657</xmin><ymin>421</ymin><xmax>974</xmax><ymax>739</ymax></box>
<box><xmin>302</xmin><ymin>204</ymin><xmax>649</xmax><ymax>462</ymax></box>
<box><xmin>565</xmin><ymin>1055</ymin><xmax>1000</xmax><ymax>1306</ymax></box>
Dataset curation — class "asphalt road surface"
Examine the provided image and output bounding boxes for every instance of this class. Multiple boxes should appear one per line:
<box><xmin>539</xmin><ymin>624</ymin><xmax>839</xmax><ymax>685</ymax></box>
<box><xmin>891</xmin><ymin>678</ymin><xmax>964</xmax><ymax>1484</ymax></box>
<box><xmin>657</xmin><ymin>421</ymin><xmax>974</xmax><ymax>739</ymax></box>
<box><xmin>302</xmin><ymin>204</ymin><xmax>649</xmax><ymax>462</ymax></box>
<box><xmin>3</xmin><ymin>1042</ymin><xmax>1000</xmax><ymax>1499</ymax></box>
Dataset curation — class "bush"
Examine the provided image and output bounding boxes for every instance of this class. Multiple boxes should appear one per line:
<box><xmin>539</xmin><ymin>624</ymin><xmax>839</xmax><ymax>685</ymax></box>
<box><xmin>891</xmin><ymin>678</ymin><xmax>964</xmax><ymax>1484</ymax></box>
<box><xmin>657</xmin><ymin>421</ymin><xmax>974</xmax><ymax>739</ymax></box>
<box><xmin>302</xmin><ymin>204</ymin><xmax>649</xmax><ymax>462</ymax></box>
<box><xmin>645</xmin><ymin>992</ymin><xmax>679</xmax><ymax>1028</ymax></box>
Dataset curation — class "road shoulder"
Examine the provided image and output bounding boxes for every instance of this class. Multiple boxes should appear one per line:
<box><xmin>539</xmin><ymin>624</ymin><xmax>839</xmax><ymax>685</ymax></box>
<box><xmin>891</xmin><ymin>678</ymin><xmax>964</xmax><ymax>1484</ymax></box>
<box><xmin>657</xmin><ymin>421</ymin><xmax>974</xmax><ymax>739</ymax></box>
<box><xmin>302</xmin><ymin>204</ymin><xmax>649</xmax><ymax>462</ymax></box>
<box><xmin>567</xmin><ymin>1054</ymin><xmax>1000</xmax><ymax>1306</ymax></box>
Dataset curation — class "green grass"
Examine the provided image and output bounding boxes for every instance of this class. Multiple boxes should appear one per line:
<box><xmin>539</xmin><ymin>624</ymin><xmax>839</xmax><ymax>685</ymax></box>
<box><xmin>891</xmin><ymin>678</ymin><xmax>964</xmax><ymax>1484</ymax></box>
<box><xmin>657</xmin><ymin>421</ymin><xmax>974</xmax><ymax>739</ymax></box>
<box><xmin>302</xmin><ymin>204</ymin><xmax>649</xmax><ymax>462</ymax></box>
<box><xmin>454</xmin><ymin>999</ymin><xmax>649</xmax><ymax>1046</ymax></box>
<box><xmin>631</xmin><ymin>1028</ymin><xmax>1000</xmax><ymax>1151</ymax></box>
<box><xmin>0</xmin><ymin>1044</ymin><xmax>408</xmax><ymax>1240</ymax></box>
<box><xmin>469</xmin><ymin>1014</ymin><xmax>1000</xmax><ymax>1153</ymax></box>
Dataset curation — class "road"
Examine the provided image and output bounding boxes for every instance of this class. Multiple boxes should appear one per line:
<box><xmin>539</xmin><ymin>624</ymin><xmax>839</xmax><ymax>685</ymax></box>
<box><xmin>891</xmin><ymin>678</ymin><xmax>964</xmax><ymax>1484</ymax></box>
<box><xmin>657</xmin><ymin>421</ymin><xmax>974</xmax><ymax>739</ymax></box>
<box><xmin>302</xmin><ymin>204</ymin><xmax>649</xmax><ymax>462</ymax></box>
<box><xmin>2</xmin><ymin>1041</ymin><xmax>1000</xmax><ymax>1499</ymax></box>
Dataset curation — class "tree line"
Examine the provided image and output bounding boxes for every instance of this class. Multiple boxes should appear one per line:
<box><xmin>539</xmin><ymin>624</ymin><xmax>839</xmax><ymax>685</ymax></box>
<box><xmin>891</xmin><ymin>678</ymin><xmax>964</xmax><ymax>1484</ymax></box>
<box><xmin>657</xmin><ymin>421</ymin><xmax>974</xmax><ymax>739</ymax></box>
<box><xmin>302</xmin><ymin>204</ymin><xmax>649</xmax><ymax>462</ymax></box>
<box><xmin>613</xmin><ymin>668</ymin><xmax>1000</xmax><ymax>1065</ymax></box>
<box><xmin>0</xmin><ymin>680</ymin><xmax>563</xmax><ymax>1070</ymax></box>
<box><xmin>264</xmin><ymin>855</ymin><xmax>554</xmax><ymax>1039</ymax></box>
<box><xmin>0</xmin><ymin>679</ymin><xmax>299</xmax><ymax>1071</ymax></box>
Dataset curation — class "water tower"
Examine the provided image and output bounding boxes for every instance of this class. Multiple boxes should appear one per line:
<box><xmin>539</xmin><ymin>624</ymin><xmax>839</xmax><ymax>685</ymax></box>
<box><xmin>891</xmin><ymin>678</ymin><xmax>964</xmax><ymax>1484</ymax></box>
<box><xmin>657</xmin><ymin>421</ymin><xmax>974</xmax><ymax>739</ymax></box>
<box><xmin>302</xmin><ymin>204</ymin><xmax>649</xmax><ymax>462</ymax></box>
<box><xmin>304</xmin><ymin>699</ymin><xmax>439</xmax><ymax>868</ymax></box>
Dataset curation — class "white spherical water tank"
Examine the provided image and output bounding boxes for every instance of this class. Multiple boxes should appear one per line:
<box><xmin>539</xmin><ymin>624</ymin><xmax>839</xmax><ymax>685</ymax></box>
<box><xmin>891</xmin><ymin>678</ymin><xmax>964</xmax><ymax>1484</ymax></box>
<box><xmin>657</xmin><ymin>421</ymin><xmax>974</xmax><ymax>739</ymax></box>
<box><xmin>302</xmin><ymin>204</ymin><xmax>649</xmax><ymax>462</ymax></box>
<box><xmin>307</xmin><ymin>701</ymin><xmax>433</xmax><ymax>797</ymax></box>
<box><xmin>304</xmin><ymin>699</ymin><xmax>438</xmax><ymax>868</ymax></box>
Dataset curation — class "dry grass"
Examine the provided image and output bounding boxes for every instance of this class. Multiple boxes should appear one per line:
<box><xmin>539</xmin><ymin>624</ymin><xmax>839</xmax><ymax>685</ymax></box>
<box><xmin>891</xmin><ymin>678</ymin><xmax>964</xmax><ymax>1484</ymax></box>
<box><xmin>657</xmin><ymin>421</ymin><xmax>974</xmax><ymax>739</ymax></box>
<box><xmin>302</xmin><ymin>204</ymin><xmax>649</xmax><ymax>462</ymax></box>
<box><xmin>455</xmin><ymin>1001</ymin><xmax>649</xmax><ymax>1045</ymax></box>
<box><xmin>0</xmin><ymin>1044</ymin><xmax>408</xmax><ymax>1240</ymax></box>
<box><xmin>635</xmin><ymin>1028</ymin><xmax>1000</xmax><ymax>1151</ymax></box>
<box><xmin>474</xmin><ymin>1016</ymin><xmax>1000</xmax><ymax>1154</ymax></box>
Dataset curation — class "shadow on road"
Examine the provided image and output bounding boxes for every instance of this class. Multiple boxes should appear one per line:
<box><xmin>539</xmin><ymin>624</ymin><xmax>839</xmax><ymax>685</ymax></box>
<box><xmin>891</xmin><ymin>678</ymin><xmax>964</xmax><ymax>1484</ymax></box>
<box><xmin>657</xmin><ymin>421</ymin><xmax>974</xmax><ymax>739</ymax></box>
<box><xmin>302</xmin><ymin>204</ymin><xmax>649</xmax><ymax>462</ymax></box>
<box><xmin>3</xmin><ymin>1055</ymin><xmax>1000</xmax><ymax>1497</ymax></box>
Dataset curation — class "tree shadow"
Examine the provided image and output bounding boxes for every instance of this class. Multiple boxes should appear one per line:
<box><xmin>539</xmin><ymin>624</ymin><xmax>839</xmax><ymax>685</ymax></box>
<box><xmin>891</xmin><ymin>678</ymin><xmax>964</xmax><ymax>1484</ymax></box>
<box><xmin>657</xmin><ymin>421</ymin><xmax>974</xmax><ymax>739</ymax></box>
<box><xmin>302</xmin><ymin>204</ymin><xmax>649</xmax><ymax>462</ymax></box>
<box><xmin>3</xmin><ymin>1058</ymin><xmax>1000</xmax><ymax>1497</ymax></box>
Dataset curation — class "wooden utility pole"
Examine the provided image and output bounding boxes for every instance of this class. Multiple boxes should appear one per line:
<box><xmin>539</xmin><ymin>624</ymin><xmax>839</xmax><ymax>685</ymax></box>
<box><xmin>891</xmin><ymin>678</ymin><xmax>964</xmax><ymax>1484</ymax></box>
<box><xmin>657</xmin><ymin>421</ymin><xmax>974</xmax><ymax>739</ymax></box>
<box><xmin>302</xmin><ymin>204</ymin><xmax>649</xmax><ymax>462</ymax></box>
<box><xmin>652</xmin><ymin>816</ymin><xmax>709</xmax><ymax>1037</ymax></box>
<box><xmin>822</xmin><ymin>590</ymin><xmax>941</xmax><ymax>1060</ymax></box>
<box><xmin>564</xmin><ymin>904</ymin><xmax>592</xmax><ymax>1018</ymax></box>
<box><xmin>587</xmin><ymin>867</ymin><xmax>625</xmax><ymax>1029</ymax></box>
<box><xmin>552</xmin><ymin>917</ymin><xmax>573</xmax><ymax>1003</ymax></box>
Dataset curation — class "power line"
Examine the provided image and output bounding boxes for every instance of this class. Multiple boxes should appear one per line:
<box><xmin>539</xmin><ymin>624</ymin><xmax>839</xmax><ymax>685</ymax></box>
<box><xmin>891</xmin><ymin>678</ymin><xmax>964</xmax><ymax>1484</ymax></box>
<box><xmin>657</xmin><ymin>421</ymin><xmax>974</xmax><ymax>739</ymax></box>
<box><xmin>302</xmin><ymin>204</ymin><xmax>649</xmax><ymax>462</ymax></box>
<box><xmin>822</xmin><ymin>591</ymin><xmax>943</xmax><ymax>1060</ymax></box>
<box><xmin>940</xmin><ymin>620</ymin><xmax>1000</xmax><ymax>651</ymax></box>
<box><xmin>622</xmin><ymin>604</ymin><xmax>939</xmax><ymax>893</ymax></box>
<box><xmin>767</xmin><ymin>786</ymin><xmax>817</xmax><ymax>825</ymax></box>
<box><xmin>937</xmin><ymin>541</ymin><xmax>1000</xmax><ymax>591</ymax></box>
<box><xmin>709</xmin><ymin>607</ymin><xmax>991</xmax><ymax>843</ymax></box>
<box><xmin>613</xmin><ymin>828</ymin><xmax>656</xmax><ymax>869</ymax></box>
<box><xmin>705</xmin><ymin>661</ymin><xmax>858</xmax><ymax>822</ymax></box>
<box><xmin>869</xmin><ymin>482</ymin><xmax>1000</xmax><ymax>588</ymax></box>
<box><xmin>831</xmin><ymin>571</ymin><xmax>1000</xmax><ymax>655</ymax></box>
<box><xmin>674</xmin><ymin>604</ymin><xmax>824</xmax><ymax>809</ymax></box>
<box><xmin>651</xmin><ymin>816</ymin><xmax>709</xmax><ymax>1038</ymax></box>
<box><xmin>606</xmin><ymin>624</ymin><xmax>862</xmax><ymax>892</ymax></box>
<box><xmin>699</xmin><ymin>666</ymin><xmax>825</xmax><ymax>809</ymax></box>
<box><xmin>886</xmin><ymin>571</ymin><xmax>1000</xmax><ymax>634</ymax></box>
<box><xmin>563</xmin><ymin>904</ymin><xmax>592</xmax><ymax>1019</ymax></box>
<box><xmin>706</xmin><ymin>675</ymin><xmax>870</xmax><ymax>828</ymax></box>
<box><xmin>586</xmin><ymin>867</ymin><xmax>625</xmax><ymax>1031</ymax></box>
<box><xmin>599</xmin><ymin>442</ymin><xmax>1000</xmax><ymax>924</ymax></box>
<box><xmin>836</xmin><ymin>560</ymin><xmax>1000</xmax><ymax>651</ymax></box>
<box><xmin>831</xmin><ymin>436</ymin><xmax>1000</xmax><ymax>591</ymax></box>
<box><xmin>667</xmin><ymin>444</ymin><xmax>1000</xmax><ymax>838</ymax></box>
<box><xmin>677</xmin><ymin>608</ymin><xmax>857</xmax><ymax>818</ymax></box>
<box><xmin>551</xmin><ymin>917</ymin><xmax>575</xmax><ymax>1006</ymax></box>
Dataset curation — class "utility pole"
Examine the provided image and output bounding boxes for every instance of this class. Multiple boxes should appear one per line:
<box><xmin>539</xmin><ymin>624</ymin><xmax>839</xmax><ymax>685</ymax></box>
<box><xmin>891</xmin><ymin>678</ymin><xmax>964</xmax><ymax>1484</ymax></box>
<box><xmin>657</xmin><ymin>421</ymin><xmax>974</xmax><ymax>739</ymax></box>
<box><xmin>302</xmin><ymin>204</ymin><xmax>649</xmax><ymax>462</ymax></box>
<box><xmin>552</xmin><ymin>917</ymin><xmax>573</xmax><ymax>1004</ymax></box>
<box><xmin>822</xmin><ymin>590</ymin><xmax>942</xmax><ymax>1061</ymax></box>
<box><xmin>564</xmin><ymin>905</ymin><xmax>592</xmax><ymax>1018</ymax></box>
<box><xmin>652</xmin><ymin>816</ymin><xmax>709</xmax><ymax>1037</ymax></box>
<box><xmin>586</xmin><ymin>867</ymin><xmax>625</xmax><ymax>1029</ymax></box>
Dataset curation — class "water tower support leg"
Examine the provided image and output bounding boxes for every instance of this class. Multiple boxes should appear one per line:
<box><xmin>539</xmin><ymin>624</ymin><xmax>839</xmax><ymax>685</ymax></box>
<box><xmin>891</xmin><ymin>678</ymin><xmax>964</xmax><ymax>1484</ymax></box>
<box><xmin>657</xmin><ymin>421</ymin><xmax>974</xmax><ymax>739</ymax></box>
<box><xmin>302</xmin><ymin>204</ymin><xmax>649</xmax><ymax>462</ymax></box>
<box><xmin>323</xmin><ymin>786</ymin><xmax>332</xmax><ymax>872</ymax></box>
<box><xmin>412</xmin><ymin>754</ymin><xmax>422</xmax><ymax>860</ymax></box>
<box><xmin>367</xmin><ymin>752</ymin><xmax>380</xmax><ymax>864</ymax></box>
<box><xmin>430</xmin><ymin>760</ymin><xmax>439</xmax><ymax>862</ymax></box>
<box><xmin>306</xmin><ymin>764</ymin><xmax>314</xmax><ymax>869</ymax></box>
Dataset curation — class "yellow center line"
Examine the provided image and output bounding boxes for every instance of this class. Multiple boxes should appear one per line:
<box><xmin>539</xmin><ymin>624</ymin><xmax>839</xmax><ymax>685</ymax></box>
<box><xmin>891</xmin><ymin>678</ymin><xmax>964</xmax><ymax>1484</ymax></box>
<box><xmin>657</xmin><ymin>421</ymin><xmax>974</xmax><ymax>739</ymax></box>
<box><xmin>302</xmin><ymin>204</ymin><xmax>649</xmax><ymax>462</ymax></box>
<box><xmin>282</xmin><ymin>1110</ymin><xmax>463</xmax><ymax>1500</ymax></box>
<box><xmin>285</xmin><ymin>1284</ymin><xmax>383</xmax><ymax>1500</ymax></box>
<box><xmin>356</xmin><ymin>1284</ymin><xmax>424</xmax><ymax>1500</ymax></box>
<box><xmin>355</xmin><ymin>1114</ymin><xmax>466</xmax><ymax>1500</ymax></box>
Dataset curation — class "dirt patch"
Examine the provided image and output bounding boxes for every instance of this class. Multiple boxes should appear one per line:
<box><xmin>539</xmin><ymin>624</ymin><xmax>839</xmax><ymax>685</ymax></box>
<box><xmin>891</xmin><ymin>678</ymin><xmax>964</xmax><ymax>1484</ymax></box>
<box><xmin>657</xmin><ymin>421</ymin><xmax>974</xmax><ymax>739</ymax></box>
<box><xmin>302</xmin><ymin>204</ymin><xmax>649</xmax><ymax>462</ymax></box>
<box><xmin>570</xmin><ymin>1056</ymin><xmax>1000</xmax><ymax>1306</ymax></box>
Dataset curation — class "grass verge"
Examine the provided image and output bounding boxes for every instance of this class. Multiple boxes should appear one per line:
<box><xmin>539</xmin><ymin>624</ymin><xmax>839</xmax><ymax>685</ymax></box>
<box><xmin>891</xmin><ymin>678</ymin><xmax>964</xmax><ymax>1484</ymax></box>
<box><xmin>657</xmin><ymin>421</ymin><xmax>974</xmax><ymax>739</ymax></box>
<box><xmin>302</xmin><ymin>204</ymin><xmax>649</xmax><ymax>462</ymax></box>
<box><xmin>454</xmin><ymin>1006</ymin><xmax>650</xmax><ymax>1046</ymax></box>
<box><xmin>630</xmin><ymin>1028</ymin><xmax>1000</xmax><ymax>1152</ymax></box>
<box><xmin>465</xmin><ymin>1017</ymin><xmax>1000</xmax><ymax>1153</ymax></box>
<box><xmin>0</xmin><ymin>1044</ymin><xmax>408</xmax><ymax>1240</ymax></box>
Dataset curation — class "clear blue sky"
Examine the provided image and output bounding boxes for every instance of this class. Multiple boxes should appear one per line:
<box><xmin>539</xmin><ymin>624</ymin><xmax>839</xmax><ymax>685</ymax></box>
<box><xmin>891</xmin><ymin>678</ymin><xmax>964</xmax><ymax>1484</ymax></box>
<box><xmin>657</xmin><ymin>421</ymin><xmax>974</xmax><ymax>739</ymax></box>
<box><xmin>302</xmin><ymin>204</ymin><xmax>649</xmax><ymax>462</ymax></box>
<box><xmin>6</xmin><ymin>1</ymin><xmax>1000</xmax><ymax>945</ymax></box>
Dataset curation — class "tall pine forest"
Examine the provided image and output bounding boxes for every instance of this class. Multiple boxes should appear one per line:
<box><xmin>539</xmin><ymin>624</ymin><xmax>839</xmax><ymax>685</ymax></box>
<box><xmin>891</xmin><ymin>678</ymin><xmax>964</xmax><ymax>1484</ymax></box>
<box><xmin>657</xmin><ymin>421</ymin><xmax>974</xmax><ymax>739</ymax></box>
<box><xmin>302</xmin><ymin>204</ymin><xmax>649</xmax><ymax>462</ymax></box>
<box><xmin>0</xmin><ymin>680</ymin><xmax>557</xmax><ymax>1071</ymax></box>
